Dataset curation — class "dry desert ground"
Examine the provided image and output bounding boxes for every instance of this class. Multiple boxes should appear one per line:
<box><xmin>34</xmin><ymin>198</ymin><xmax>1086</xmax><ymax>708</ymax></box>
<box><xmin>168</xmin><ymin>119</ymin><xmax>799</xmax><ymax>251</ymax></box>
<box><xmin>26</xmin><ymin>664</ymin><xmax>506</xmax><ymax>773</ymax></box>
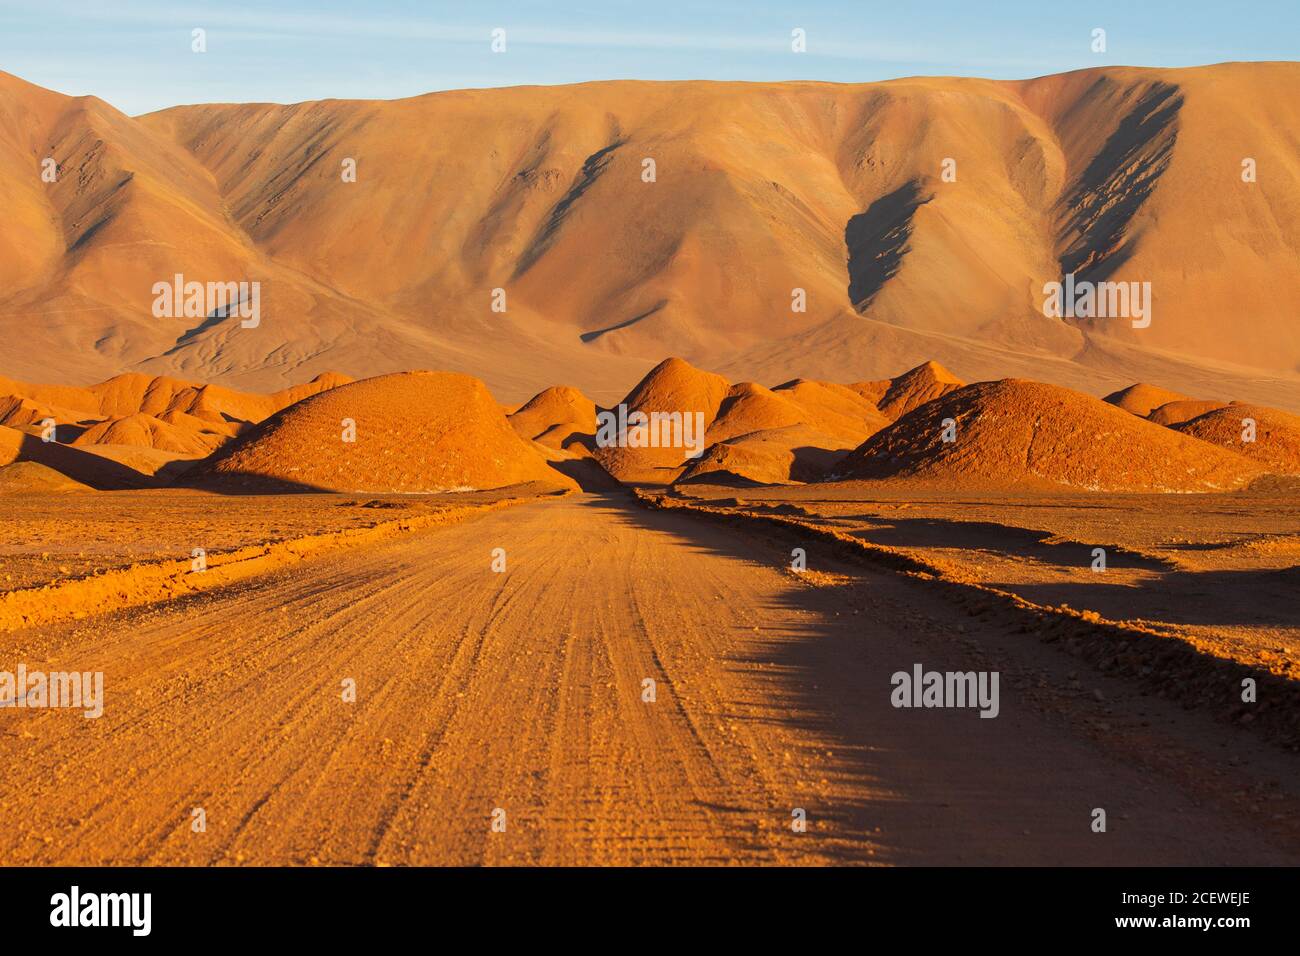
<box><xmin>1</xmin><ymin>358</ymin><xmax>1298</xmax><ymax>866</ymax></box>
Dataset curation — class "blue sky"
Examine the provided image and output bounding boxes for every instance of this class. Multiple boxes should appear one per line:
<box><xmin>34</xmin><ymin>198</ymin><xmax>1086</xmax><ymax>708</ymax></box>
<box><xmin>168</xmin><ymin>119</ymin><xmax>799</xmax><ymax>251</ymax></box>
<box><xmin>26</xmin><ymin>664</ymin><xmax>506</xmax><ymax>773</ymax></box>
<box><xmin>1</xmin><ymin>0</ymin><xmax>1296</xmax><ymax>115</ymax></box>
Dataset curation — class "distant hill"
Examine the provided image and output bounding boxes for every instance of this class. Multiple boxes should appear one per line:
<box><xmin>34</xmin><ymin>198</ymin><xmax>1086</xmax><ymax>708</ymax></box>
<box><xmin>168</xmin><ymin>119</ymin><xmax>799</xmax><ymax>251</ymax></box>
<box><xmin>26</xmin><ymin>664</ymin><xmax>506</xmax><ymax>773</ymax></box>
<box><xmin>833</xmin><ymin>379</ymin><xmax>1266</xmax><ymax>492</ymax></box>
<box><xmin>2</xmin><ymin>65</ymin><xmax>1299</xmax><ymax>409</ymax></box>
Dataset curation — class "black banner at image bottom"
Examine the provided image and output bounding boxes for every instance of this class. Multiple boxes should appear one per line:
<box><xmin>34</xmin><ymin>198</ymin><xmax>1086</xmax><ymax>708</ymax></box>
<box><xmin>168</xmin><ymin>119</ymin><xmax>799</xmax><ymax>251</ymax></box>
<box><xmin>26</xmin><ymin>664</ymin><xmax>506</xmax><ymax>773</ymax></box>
<box><xmin>0</xmin><ymin>866</ymin><xmax>1285</xmax><ymax>942</ymax></box>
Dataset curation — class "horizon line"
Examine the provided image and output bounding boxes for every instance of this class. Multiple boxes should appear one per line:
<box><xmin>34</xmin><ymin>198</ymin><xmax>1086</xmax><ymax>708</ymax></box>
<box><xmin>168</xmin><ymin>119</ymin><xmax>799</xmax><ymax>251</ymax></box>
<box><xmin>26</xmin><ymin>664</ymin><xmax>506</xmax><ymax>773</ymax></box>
<box><xmin>3</xmin><ymin>60</ymin><xmax>1289</xmax><ymax>117</ymax></box>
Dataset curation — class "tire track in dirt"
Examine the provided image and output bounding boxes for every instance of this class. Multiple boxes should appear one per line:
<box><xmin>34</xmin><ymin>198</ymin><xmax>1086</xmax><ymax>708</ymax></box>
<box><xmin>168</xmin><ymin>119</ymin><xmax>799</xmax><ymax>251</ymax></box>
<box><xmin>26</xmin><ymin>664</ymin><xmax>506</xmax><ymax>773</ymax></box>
<box><xmin>1</xmin><ymin>494</ymin><xmax>1296</xmax><ymax>865</ymax></box>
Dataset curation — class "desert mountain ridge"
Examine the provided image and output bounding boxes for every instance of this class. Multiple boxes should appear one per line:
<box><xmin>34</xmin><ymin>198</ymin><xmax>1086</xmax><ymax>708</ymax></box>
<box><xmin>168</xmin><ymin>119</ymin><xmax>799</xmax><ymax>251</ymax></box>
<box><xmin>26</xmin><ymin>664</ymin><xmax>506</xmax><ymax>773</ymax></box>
<box><xmin>1</xmin><ymin>64</ymin><xmax>1298</xmax><ymax>409</ymax></box>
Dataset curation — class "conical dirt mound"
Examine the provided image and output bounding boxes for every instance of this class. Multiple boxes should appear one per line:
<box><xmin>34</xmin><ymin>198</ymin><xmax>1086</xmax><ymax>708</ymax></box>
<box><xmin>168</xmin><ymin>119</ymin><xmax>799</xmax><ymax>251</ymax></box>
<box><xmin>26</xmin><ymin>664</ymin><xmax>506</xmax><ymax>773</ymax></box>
<box><xmin>834</xmin><ymin>379</ymin><xmax>1263</xmax><ymax>492</ymax></box>
<box><xmin>677</xmin><ymin>425</ymin><xmax>855</xmax><ymax>485</ymax></box>
<box><xmin>594</xmin><ymin>358</ymin><xmax>730</xmax><ymax>483</ymax></box>
<box><xmin>73</xmin><ymin>413</ymin><xmax>222</xmax><ymax>456</ymax></box>
<box><xmin>1173</xmin><ymin>404</ymin><xmax>1300</xmax><ymax>475</ymax></box>
<box><xmin>771</xmin><ymin>379</ymin><xmax>893</xmax><ymax>441</ymax></box>
<box><xmin>872</xmin><ymin>360</ymin><xmax>965</xmax><ymax>420</ymax></box>
<box><xmin>1148</xmin><ymin>399</ymin><xmax>1230</xmax><ymax>426</ymax></box>
<box><xmin>192</xmin><ymin>371</ymin><xmax>574</xmax><ymax>492</ymax></box>
<box><xmin>1103</xmin><ymin>383</ymin><xmax>1192</xmax><ymax>417</ymax></box>
<box><xmin>706</xmin><ymin>383</ymin><xmax>809</xmax><ymax>445</ymax></box>
<box><xmin>508</xmin><ymin>385</ymin><xmax>596</xmax><ymax>452</ymax></box>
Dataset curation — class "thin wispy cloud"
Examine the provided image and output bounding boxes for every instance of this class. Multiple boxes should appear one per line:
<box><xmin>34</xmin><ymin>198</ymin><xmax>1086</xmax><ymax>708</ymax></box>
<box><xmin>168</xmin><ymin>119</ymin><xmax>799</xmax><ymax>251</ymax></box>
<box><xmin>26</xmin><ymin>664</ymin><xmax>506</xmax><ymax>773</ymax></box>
<box><xmin>0</xmin><ymin>0</ymin><xmax>1293</xmax><ymax>114</ymax></box>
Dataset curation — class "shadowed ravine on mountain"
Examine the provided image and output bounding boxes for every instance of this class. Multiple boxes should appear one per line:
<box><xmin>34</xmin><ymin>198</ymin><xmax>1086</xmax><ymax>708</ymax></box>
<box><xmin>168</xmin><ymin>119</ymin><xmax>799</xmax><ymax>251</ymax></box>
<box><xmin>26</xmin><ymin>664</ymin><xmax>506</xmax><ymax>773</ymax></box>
<box><xmin>514</xmin><ymin>139</ymin><xmax>625</xmax><ymax>278</ymax></box>
<box><xmin>1</xmin><ymin>65</ymin><xmax>1298</xmax><ymax>404</ymax></box>
<box><xmin>1057</xmin><ymin>81</ymin><xmax>1184</xmax><ymax>282</ymax></box>
<box><xmin>845</xmin><ymin>179</ymin><xmax>932</xmax><ymax>313</ymax></box>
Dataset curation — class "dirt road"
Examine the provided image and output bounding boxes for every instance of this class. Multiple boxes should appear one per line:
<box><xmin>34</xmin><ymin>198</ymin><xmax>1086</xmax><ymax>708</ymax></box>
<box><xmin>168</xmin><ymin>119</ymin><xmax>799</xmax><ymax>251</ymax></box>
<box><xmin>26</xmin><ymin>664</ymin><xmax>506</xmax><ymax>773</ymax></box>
<box><xmin>2</xmin><ymin>494</ymin><xmax>1295</xmax><ymax>865</ymax></box>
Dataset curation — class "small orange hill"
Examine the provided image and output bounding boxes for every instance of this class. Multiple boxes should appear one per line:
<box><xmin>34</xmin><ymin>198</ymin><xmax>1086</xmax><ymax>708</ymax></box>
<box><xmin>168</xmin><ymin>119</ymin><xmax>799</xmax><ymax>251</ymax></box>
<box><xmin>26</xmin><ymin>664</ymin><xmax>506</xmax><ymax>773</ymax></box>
<box><xmin>1174</xmin><ymin>404</ymin><xmax>1300</xmax><ymax>474</ymax></box>
<box><xmin>271</xmin><ymin>372</ymin><xmax>356</xmax><ymax>411</ymax></box>
<box><xmin>1148</xmin><ymin>399</ymin><xmax>1230</xmax><ymax>426</ymax></box>
<box><xmin>0</xmin><ymin>375</ymin><xmax>101</xmax><ymax>417</ymax></box>
<box><xmin>1103</xmin><ymin>383</ymin><xmax>1192</xmax><ymax>418</ymax></box>
<box><xmin>833</xmin><ymin>379</ymin><xmax>1264</xmax><ymax>492</ymax></box>
<box><xmin>73</xmin><ymin>413</ymin><xmax>222</xmax><ymax>457</ymax></box>
<box><xmin>0</xmin><ymin>370</ymin><xmax>351</xmax><ymax>426</ymax></box>
<box><xmin>155</xmin><ymin>407</ymin><xmax>242</xmax><ymax>440</ymax></box>
<box><xmin>868</xmin><ymin>360</ymin><xmax>966</xmax><ymax>420</ymax></box>
<box><xmin>192</xmin><ymin>371</ymin><xmax>574</xmax><ymax>493</ymax></box>
<box><xmin>89</xmin><ymin>374</ymin><xmax>202</xmax><ymax>418</ymax></box>
<box><xmin>677</xmin><ymin>424</ymin><xmax>856</xmax><ymax>485</ymax></box>
<box><xmin>0</xmin><ymin>370</ymin><xmax>351</xmax><ymax>462</ymax></box>
<box><xmin>0</xmin><ymin>424</ymin><xmax>151</xmax><ymax>489</ymax></box>
<box><xmin>846</xmin><ymin>379</ymin><xmax>891</xmax><ymax>407</ymax></box>
<box><xmin>508</xmin><ymin>385</ymin><xmax>596</xmax><ymax>453</ymax></box>
<box><xmin>0</xmin><ymin>460</ymin><xmax>94</xmax><ymax>494</ymax></box>
<box><xmin>591</xmin><ymin>359</ymin><xmax>954</xmax><ymax>483</ymax></box>
<box><xmin>594</xmin><ymin>358</ymin><xmax>731</xmax><ymax>483</ymax></box>
<box><xmin>0</xmin><ymin>395</ymin><xmax>83</xmax><ymax>433</ymax></box>
<box><xmin>770</xmin><ymin>379</ymin><xmax>893</xmax><ymax>440</ymax></box>
<box><xmin>706</xmin><ymin>383</ymin><xmax>810</xmax><ymax>444</ymax></box>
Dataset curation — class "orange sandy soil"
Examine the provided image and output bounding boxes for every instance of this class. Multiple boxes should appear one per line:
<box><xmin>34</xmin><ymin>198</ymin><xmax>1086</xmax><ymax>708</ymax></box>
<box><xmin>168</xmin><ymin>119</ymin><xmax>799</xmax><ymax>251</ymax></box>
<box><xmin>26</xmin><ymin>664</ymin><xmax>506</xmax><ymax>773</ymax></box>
<box><xmin>1</xmin><ymin>491</ymin><xmax>1298</xmax><ymax>865</ymax></box>
<box><xmin>0</xmin><ymin>484</ymin><xmax>555</xmax><ymax>592</ymax></box>
<box><xmin>666</xmin><ymin>482</ymin><xmax>1300</xmax><ymax>680</ymax></box>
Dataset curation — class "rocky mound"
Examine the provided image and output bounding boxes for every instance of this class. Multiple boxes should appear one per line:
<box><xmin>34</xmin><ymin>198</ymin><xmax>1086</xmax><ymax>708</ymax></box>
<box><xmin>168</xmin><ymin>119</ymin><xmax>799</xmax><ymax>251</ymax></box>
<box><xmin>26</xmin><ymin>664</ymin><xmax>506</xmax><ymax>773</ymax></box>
<box><xmin>508</xmin><ymin>385</ymin><xmax>596</xmax><ymax>452</ymax></box>
<box><xmin>1103</xmin><ymin>383</ymin><xmax>1192</xmax><ymax>417</ymax></box>
<box><xmin>0</xmin><ymin>460</ymin><xmax>93</xmax><ymax>493</ymax></box>
<box><xmin>706</xmin><ymin>383</ymin><xmax>810</xmax><ymax>445</ymax></box>
<box><xmin>0</xmin><ymin>395</ymin><xmax>65</xmax><ymax>431</ymax></box>
<box><xmin>88</xmin><ymin>374</ymin><xmax>199</xmax><ymax>418</ymax></box>
<box><xmin>1174</xmin><ymin>404</ymin><xmax>1300</xmax><ymax>474</ymax></box>
<box><xmin>0</xmin><ymin>370</ymin><xmax>355</xmax><ymax>478</ymax></box>
<box><xmin>594</xmin><ymin>358</ymin><xmax>731</xmax><ymax>483</ymax></box>
<box><xmin>676</xmin><ymin>425</ymin><xmax>855</xmax><ymax>485</ymax></box>
<box><xmin>0</xmin><ymin>424</ymin><xmax>150</xmax><ymax>489</ymax></box>
<box><xmin>270</xmin><ymin>372</ymin><xmax>356</xmax><ymax>413</ymax></box>
<box><xmin>770</xmin><ymin>379</ymin><xmax>892</xmax><ymax>441</ymax></box>
<box><xmin>845</xmin><ymin>378</ymin><xmax>892</xmax><ymax>407</ymax></box>
<box><xmin>0</xmin><ymin>370</ymin><xmax>351</xmax><ymax>427</ymax></box>
<box><xmin>156</xmin><ymin>407</ymin><xmax>244</xmax><ymax>440</ymax></box>
<box><xmin>191</xmin><ymin>371</ymin><xmax>573</xmax><ymax>493</ymax></box>
<box><xmin>73</xmin><ymin>413</ymin><xmax>223</xmax><ymax>456</ymax></box>
<box><xmin>1148</xmin><ymin>399</ymin><xmax>1230</xmax><ymax>426</ymax></box>
<box><xmin>833</xmin><ymin>379</ymin><xmax>1264</xmax><ymax>492</ymax></box>
<box><xmin>869</xmin><ymin>360</ymin><xmax>965</xmax><ymax>420</ymax></box>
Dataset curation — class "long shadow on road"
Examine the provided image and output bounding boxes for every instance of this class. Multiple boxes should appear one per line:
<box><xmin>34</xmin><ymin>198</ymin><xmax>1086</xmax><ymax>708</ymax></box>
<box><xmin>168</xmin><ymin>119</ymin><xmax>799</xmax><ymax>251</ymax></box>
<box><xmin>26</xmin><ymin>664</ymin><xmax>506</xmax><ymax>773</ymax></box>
<box><xmin>570</xmin><ymin>493</ymin><xmax>1298</xmax><ymax>866</ymax></box>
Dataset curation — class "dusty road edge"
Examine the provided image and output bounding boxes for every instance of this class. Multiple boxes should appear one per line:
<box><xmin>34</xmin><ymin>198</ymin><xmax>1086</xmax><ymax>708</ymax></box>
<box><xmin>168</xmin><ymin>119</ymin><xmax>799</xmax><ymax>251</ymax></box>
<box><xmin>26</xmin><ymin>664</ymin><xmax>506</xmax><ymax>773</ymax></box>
<box><xmin>635</xmin><ymin>490</ymin><xmax>1300</xmax><ymax>750</ymax></box>
<box><xmin>0</xmin><ymin>492</ymin><xmax>562</xmax><ymax>633</ymax></box>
